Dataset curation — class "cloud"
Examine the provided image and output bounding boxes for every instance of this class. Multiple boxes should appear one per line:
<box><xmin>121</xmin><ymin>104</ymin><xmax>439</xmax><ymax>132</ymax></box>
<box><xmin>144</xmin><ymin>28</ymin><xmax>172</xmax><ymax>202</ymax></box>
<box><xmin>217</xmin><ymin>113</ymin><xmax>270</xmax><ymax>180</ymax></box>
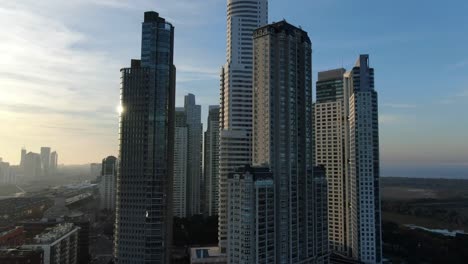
<box><xmin>382</xmin><ymin>103</ymin><xmax>417</xmax><ymax>109</ymax></box>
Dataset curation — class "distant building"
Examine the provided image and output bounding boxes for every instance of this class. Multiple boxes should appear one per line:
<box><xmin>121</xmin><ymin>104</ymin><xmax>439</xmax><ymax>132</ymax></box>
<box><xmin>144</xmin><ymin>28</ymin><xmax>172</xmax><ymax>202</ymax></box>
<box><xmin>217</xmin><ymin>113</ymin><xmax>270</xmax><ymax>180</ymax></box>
<box><xmin>190</xmin><ymin>247</ymin><xmax>227</xmax><ymax>264</ymax></box>
<box><xmin>173</xmin><ymin>108</ymin><xmax>188</xmax><ymax>218</ymax></box>
<box><xmin>89</xmin><ymin>163</ymin><xmax>101</xmax><ymax>178</ymax></box>
<box><xmin>0</xmin><ymin>226</ymin><xmax>25</xmax><ymax>248</ymax></box>
<box><xmin>99</xmin><ymin>156</ymin><xmax>117</xmax><ymax>211</ymax></box>
<box><xmin>20</xmin><ymin>148</ymin><xmax>27</xmax><ymax>169</ymax></box>
<box><xmin>40</xmin><ymin>147</ymin><xmax>51</xmax><ymax>177</ymax></box>
<box><xmin>49</xmin><ymin>152</ymin><xmax>58</xmax><ymax>174</ymax></box>
<box><xmin>24</xmin><ymin>152</ymin><xmax>42</xmax><ymax>179</ymax></box>
<box><xmin>204</xmin><ymin>106</ymin><xmax>220</xmax><ymax>217</ymax></box>
<box><xmin>22</xmin><ymin>223</ymin><xmax>79</xmax><ymax>264</ymax></box>
<box><xmin>227</xmin><ymin>166</ymin><xmax>275</xmax><ymax>264</ymax></box>
<box><xmin>0</xmin><ymin>158</ymin><xmax>15</xmax><ymax>184</ymax></box>
<box><xmin>185</xmin><ymin>94</ymin><xmax>203</xmax><ymax>216</ymax></box>
<box><xmin>0</xmin><ymin>248</ymin><xmax>44</xmax><ymax>264</ymax></box>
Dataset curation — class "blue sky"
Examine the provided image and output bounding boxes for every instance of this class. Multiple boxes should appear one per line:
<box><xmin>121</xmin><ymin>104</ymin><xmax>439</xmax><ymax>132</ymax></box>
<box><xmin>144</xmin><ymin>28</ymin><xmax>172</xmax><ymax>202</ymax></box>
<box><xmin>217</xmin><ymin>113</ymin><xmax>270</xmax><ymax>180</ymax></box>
<box><xmin>0</xmin><ymin>0</ymin><xmax>467</xmax><ymax>176</ymax></box>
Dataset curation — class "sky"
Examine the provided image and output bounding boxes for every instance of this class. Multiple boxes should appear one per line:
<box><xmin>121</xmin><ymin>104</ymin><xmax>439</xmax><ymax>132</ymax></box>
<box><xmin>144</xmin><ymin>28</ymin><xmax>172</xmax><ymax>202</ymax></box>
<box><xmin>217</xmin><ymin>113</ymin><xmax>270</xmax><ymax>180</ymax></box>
<box><xmin>0</xmin><ymin>0</ymin><xmax>467</xmax><ymax>176</ymax></box>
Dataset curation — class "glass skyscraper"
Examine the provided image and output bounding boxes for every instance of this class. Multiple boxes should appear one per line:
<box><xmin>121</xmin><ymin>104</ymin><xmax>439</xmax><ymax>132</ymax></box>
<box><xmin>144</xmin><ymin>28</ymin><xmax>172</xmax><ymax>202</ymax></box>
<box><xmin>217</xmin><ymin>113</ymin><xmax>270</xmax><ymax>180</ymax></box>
<box><xmin>114</xmin><ymin>11</ymin><xmax>175</xmax><ymax>264</ymax></box>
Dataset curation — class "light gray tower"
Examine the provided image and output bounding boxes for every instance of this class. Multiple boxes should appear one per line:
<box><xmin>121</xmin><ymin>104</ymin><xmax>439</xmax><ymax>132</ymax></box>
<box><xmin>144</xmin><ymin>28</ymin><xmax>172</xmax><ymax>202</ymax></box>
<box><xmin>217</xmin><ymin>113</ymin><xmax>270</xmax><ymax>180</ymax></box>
<box><xmin>252</xmin><ymin>21</ymin><xmax>324</xmax><ymax>263</ymax></box>
<box><xmin>314</xmin><ymin>68</ymin><xmax>348</xmax><ymax>255</ymax></box>
<box><xmin>184</xmin><ymin>94</ymin><xmax>203</xmax><ymax>216</ymax></box>
<box><xmin>218</xmin><ymin>0</ymin><xmax>268</xmax><ymax>252</ymax></box>
<box><xmin>204</xmin><ymin>106</ymin><xmax>220</xmax><ymax>217</ymax></box>
<box><xmin>40</xmin><ymin>147</ymin><xmax>51</xmax><ymax>177</ymax></box>
<box><xmin>115</xmin><ymin>11</ymin><xmax>175</xmax><ymax>264</ymax></box>
<box><xmin>344</xmin><ymin>55</ymin><xmax>382</xmax><ymax>263</ymax></box>
<box><xmin>173</xmin><ymin>108</ymin><xmax>188</xmax><ymax>218</ymax></box>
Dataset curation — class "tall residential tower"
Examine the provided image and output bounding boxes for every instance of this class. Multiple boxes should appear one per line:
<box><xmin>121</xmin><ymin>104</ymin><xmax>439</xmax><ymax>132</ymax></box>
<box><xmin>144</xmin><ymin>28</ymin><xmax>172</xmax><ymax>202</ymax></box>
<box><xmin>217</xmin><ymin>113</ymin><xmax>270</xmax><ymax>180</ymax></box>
<box><xmin>115</xmin><ymin>11</ymin><xmax>175</xmax><ymax>264</ymax></box>
<box><xmin>218</xmin><ymin>0</ymin><xmax>268</xmax><ymax>252</ymax></box>
<box><xmin>314</xmin><ymin>68</ymin><xmax>348</xmax><ymax>254</ymax></box>
<box><xmin>345</xmin><ymin>55</ymin><xmax>382</xmax><ymax>263</ymax></box>
<box><xmin>252</xmin><ymin>21</ymin><xmax>323</xmax><ymax>263</ymax></box>
<box><xmin>184</xmin><ymin>94</ymin><xmax>203</xmax><ymax>216</ymax></box>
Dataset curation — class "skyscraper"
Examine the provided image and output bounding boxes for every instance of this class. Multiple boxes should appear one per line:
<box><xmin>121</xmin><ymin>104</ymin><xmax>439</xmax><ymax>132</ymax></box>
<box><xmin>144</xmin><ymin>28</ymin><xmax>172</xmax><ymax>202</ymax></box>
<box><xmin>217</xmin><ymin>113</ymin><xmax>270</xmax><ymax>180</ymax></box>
<box><xmin>314</xmin><ymin>68</ymin><xmax>348</xmax><ymax>254</ymax></box>
<box><xmin>50</xmin><ymin>151</ymin><xmax>58</xmax><ymax>173</ymax></box>
<box><xmin>100</xmin><ymin>156</ymin><xmax>117</xmax><ymax>211</ymax></box>
<box><xmin>115</xmin><ymin>11</ymin><xmax>175</xmax><ymax>264</ymax></box>
<box><xmin>40</xmin><ymin>147</ymin><xmax>51</xmax><ymax>177</ymax></box>
<box><xmin>218</xmin><ymin>0</ymin><xmax>268</xmax><ymax>252</ymax></box>
<box><xmin>344</xmin><ymin>55</ymin><xmax>382</xmax><ymax>263</ymax></box>
<box><xmin>252</xmin><ymin>21</ymin><xmax>322</xmax><ymax>263</ymax></box>
<box><xmin>204</xmin><ymin>106</ymin><xmax>220</xmax><ymax>217</ymax></box>
<box><xmin>173</xmin><ymin>108</ymin><xmax>188</xmax><ymax>218</ymax></box>
<box><xmin>184</xmin><ymin>94</ymin><xmax>203</xmax><ymax>216</ymax></box>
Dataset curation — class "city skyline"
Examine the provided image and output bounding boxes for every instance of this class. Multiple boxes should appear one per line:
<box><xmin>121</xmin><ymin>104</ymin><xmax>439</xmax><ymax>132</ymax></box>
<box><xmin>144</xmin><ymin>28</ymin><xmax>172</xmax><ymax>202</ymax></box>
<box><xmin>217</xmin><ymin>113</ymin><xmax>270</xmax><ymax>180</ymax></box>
<box><xmin>0</xmin><ymin>0</ymin><xmax>468</xmax><ymax>177</ymax></box>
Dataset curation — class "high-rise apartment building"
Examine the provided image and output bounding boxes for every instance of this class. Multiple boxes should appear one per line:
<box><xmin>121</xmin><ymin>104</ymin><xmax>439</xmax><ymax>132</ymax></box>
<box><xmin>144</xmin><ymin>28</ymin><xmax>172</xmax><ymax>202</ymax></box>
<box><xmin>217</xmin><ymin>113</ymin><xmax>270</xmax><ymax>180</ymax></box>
<box><xmin>218</xmin><ymin>0</ymin><xmax>268</xmax><ymax>252</ymax></box>
<box><xmin>252</xmin><ymin>21</ymin><xmax>325</xmax><ymax>263</ymax></box>
<box><xmin>204</xmin><ymin>106</ymin><xmax>220</xmax><ymax>217</ymax></box>
<box><xmin>185</xmin><ymin>94</ymin><xmax>203</xmax><ymax>216</ymax></box>
<box><xmin>115</xmin><ymin>11</ymin><xmax>175</xmax><ymax>264</ymax></box>
<box><xmin>40</xmin><ymin>147</ymin><xmax>51</xmax><ymax>177</ymax></box>
<box><xmin>174</xmin><ymin>108</ymin><xmax>188</xmax><ymax>218</ymax></box>
<box><xmin>99</xmin><ymin>156</ymin><xmax>117</xmax><ymax>211</ymax></box>
<box><xmin>314</xmin><ymin>68</ymin><xmax>348</xmax><ymax>254</ymax></box>
<box><xmin>50</xmin><ymin>151</ymin><xmax>58</xmax><ymax>173</ymax></box>
<box><xmin>227</xmin><ymin>166</ymin><xmax>275</xmax><ymax>264</ymax></box>
<box><xmin>344</xmin><ymin>55</ymin><xmax>382</xmax><ymax>263</ymax></box>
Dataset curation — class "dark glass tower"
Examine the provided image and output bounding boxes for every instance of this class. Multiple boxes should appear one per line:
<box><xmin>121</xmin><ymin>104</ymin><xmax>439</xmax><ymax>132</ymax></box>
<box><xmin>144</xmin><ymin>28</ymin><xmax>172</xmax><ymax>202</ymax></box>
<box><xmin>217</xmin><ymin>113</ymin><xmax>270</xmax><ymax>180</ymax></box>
<box><xmin>115</xmin><ymin>11</ymin><xmax>175</xmax><ymax>264</ymax></box>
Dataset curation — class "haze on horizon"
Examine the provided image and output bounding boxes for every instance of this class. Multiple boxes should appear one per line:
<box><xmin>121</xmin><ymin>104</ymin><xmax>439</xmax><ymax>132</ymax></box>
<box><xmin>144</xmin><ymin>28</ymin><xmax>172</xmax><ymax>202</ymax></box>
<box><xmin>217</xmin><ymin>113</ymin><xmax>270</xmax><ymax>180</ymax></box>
<box><xmin>0</xmin><ymin>0</ymin><xmax>467</xmax><ymax>175</ymax></box>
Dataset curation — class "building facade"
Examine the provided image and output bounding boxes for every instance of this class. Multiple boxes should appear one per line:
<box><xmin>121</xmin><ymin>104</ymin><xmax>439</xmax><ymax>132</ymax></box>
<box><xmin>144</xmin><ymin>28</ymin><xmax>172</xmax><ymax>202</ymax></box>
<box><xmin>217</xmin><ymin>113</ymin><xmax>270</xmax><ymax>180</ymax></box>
<box><xmin>99</xmin><ymin>156</ymin><xmax>117</xmax><ymax>211</ymax></box>
<box><xmin>174</xmin><ymin>108</ymin><xmax>188</xmax><ymax>218</ymax></box>
<box><xmin>204</xmin><ymin>106</ymin><xmax>220</xmax><ymax>217</ymax></box>
<box><xmin>314</xmin><ymin>68</ymin><xmax>348</xmax><ymax>254</ymax></box>
<box><xmin>22</xmin><ymin>223</ymin><xmax>79</xmax><ymax>264</ymax></box>
<box><xmin>344</xmin><ymin>55</ymin><xmax>382</xmax><ymax>263</ymax></box>
<box><xmin>252</xmin><ymin>21</ymin><xmax>324</xmax><ymax>263</ymax></box>
<box><xmin>0</xmin><ymin>248</ymin><xmax>44</xmax><ymax>264</ymax></box>
<box><xmin>218</xmin><ymin>0</ymin><xmax>268</xmax><ymax>252</ymax></box>
<box><xmin>227</xmin><ymin>166</ymin><xmax>275</xmax><ymax>264</ymax></box>
<box><xmin>185</xmin><ymin>94</ymin><xmax>203</xmax><ymax>216</ymax></box>
<box><xmin>115</xmin><ymin>11</ymin><xmax>175</xmax><ymax>264</ymax></box>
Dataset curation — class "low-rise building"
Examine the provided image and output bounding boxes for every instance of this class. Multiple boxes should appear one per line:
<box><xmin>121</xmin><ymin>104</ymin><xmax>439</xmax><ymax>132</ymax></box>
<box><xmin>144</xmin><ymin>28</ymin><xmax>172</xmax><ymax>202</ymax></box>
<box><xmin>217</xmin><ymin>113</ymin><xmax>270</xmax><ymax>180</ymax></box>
<box><xmin>22</xmin><ymin>223</ymin><xmax>79</xmax><ymax>264</ymax></box>
<box><xmin>190</xmin><ymin>247</ymin><xmax>227</xmax><ymax>264</ymax></box>
<box><xmin>0</xmin><ymin>248</ymin><xmax>44</xmax><ymax>264</ymax></box>
<box><xmin>0</xmin><ymin>226</ymin><xmax>25</xmax><ymax>248</ymax></box>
